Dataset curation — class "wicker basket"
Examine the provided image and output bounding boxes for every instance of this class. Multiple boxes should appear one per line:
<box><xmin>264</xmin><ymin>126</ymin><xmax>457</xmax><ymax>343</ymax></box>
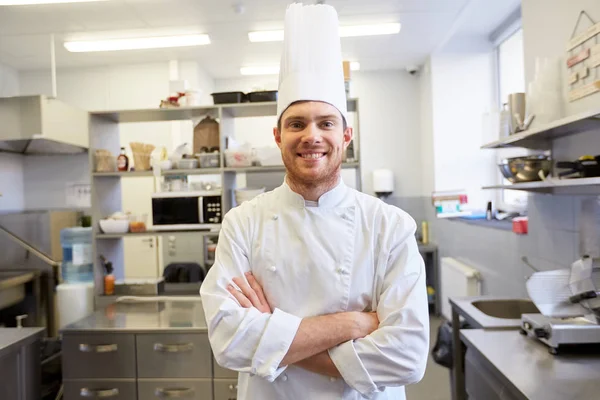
<box><xmin>95</xmin><ymin>150</ymin><xmax>116</xmax><ymax>172</ymax></box>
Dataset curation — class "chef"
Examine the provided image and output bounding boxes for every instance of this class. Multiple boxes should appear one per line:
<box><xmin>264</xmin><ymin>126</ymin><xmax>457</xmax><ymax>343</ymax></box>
<box><xmin>200</xmin><ymin>3</ymin><xmax>429</xmax><ymax>400</ymax></box>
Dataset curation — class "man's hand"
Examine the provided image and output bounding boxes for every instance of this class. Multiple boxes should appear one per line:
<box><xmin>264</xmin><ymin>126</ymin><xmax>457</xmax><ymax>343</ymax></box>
<box><xmin>352</xmin><ymin>311</ymin><xmax>380</xmax><ymax>338</ymax></box>
<box><xmin>227</xmin><ymin>271</ymin><xmax>272</xmax><ymax>313</ymax></box>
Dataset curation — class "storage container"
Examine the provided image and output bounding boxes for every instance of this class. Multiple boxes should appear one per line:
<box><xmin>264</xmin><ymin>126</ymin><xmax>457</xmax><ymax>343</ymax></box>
<box><xmin>211</xmin><ymin>92</ymin><xmax>246</xmax><ymax>104</ymax></box>
<box><xmin>247</xmin><ymin>91</ymin><xmax>278</xmax><ymax>102</ymax></box>
<box><xmin>224</xmin><ymin>149</ymin><xmax>253</xmax><ymax>168</ymax></box>
<box><xmin>94</xmin><ymin>150</ymin><xmax>116</xmax><ymax>172</ymax></box>
<box><xmin>254</xmin><ymin>147</ymin><xmax>283</xmax><ymax>166</ymax></box>
<box><xmin>60</xmin><ymin>227</ymin><xmax>93</xmax><ymax>283</ymax></box>
<box><xmin>197</xmin><ymin>152</ymin><xmax>220</xmax><ymax>168</ymax></box>
<box><xmin>177</xmin><ymin>158</ymin><xmax>199</xmax><ymax>169</ymax></box>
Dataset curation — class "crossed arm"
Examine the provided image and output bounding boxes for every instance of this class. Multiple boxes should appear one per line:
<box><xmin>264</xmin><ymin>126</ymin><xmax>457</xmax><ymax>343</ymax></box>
<box><xmin>228</xmin><ymin>272</ymin><xmax>379</xmax><ymax>377</ymax></box>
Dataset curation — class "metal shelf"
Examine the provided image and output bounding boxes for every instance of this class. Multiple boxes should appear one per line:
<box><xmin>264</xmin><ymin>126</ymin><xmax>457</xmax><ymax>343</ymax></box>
<box><xmin>482</xmin><ymin>177</ymin><xmax>600</xmax><ymax>194</ymax></box>
<box><xmin>90</xmin><ymin>99</ymin><xmax>359</xmax><ymax>123</ymax></box>
<box><xmin>95</xmin><ymin>228</ymin><xmax>221</xmax><ymax>239</ymax></box>
<box><xmin>93</xmin><ymin>163</ymin><xmax>360</xmax><ymax>176</ymax></box>
<box><xmin>481</xmin><ymin>107</ymin><xmax>600</xmax><ymax>149</ymax></box>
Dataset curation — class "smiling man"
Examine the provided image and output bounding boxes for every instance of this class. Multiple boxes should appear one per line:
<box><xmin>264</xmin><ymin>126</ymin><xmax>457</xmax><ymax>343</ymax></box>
<box><xmin>200</xmin><ymin>3</ymin><xmax>429</xmax><ymax>400</ymax></box>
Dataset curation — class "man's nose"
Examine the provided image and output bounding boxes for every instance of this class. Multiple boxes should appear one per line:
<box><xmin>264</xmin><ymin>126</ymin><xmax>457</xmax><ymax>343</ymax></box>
<box><xmin>301</xmin><ymin>123</ymin><xmax>323</xmax><ymax>144</ymax></box>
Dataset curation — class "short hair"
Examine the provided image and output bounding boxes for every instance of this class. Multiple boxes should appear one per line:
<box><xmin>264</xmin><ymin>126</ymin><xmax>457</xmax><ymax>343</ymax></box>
<box><xmin>277</xmin><ymin>101</ymin><xmax>348</xmax><ymax>132</ymax></box>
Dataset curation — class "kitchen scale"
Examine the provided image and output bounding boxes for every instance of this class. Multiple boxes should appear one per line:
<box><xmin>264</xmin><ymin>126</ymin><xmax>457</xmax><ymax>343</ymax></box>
<box><xmin>522</xmin><ymin>255</ymin><xmax>600</xmax><ymax>354</ymax></box>
<box><xmin>520</xmin><ymin>313</ymin><xmax>600</xmax><ymax>354</ymax></box>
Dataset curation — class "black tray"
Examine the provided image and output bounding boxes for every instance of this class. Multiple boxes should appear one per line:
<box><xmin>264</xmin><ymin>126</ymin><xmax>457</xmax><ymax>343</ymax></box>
<box><xmin>211</xmin><ymin>92</ymin><xmax>247</xmax><ymax>104</ymax></box>
<box><xmin>247</xmin><ymin>90</ymin><xmax>278</xmax><ymax>102</ymax></box>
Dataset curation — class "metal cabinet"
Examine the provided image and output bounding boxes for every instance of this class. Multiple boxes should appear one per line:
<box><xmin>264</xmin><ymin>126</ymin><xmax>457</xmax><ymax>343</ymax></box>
<box><xmin>214</xmin><ymin>362</ymin><xmax>239</xmax><ymax>379</ymax></box>
<box><xmin>62</xmin><ymin>334</ymin><xmax>136</xmax><ymax>379</ymax></box>
<box><xmin>213</xmin><ymin>379</ymin><xmax>238</xmax><ymax>400</ymax></box>
<box><xmin>0</xmin><ymin>351</ymin><xmax>20</xmax><ymax>400</ymax></box>
<box><xmin>137</xmin><ymin>379</ymin><xmax>212</xmax><ymax>400</ymax></box>
<box><xmin>0</xmin><ymin>328</ymin><xmax>42</xmax><ymax>400</ymax></box>
<box><xmin>464</xmin><ymin>349</ymin><xmax>519</xmax><ymax>400</ymax></box>
<box><xmin>136</xmin><ymin>333</ymin><xmax>212</xmax><ymax>378</ymax></box>
<box><xmin>63</xmin><ymin>380</ymin><xmax>137</xmax><ymax>400</ymax></box>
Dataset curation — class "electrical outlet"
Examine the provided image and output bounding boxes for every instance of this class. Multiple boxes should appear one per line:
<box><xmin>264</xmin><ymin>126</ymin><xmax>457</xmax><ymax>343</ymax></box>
<box><xmin>66</xmin><ymin>182</ymin><xmax>91</xmax><ymax>208</ymax></box>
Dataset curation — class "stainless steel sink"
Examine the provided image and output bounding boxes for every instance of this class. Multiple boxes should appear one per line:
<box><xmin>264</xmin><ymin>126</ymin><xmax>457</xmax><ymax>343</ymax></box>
<box><xmin>471</xmin><ymin>299</ymin><xmax>539</xmax><ymax>319</ymax></box>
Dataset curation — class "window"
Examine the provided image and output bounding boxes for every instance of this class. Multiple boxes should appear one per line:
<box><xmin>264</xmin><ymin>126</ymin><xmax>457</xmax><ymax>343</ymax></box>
<box><xmin>495</xmin><ymin>27</ymin><xmax>528</xmax><ymax>212</ymax></box>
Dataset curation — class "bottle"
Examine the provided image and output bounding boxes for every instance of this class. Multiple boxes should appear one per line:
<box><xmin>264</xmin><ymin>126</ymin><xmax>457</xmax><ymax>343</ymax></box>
<box><xmin>421</xmin><ymin>221</ymin><xmax>429</xmax><ymax>245</ymax></box>
<box><xmin>486</xmin><ymin>201</ymin><xmax>493</xmax><ymax>221</ymax></box>
<box><xmin>117</xmin><ymin>147</ymin><xmax>129</xmax><ymax>172</ymax></box>
<box><xmin>104</xmin><ymin>262</ymin><xmax>115</xmax><ymax>296</ymax></box>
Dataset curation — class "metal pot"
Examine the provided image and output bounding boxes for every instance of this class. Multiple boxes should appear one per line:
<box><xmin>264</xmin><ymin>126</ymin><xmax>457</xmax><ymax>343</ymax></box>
<box><xmin>498</xmin><ymin>155</ymin><xmax>551</xmax><ymax>183</ymax></box>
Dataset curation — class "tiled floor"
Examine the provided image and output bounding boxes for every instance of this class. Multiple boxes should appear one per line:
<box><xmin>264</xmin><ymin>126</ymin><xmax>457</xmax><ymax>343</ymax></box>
<box><xmin>405</xmin><ymin>316</ymin><xmax>452</xmax><ymax>400</ymax></box>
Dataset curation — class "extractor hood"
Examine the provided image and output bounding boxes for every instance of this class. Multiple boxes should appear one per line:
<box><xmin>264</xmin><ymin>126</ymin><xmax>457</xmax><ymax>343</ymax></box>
<box><xmin>0</xmin><ymin>95</ymin><xmax>88</xmax><ymax>155</ymax></box>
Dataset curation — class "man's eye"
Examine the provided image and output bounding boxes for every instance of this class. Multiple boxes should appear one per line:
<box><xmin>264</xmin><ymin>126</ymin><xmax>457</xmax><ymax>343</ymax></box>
<box><xmin>289</xmin><ymin>122</ymin><xmax>303</xmax><ymax>129</ymax></box>
<box><xmin>322</xmin><ymin>121</ymin><xmax>334</xmax><ymax>128</ymax></box>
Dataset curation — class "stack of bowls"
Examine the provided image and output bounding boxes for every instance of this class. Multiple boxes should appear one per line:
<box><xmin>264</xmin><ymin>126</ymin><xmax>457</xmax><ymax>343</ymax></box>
<box><xmin>235</xmin><ymin>187</ymin><xmax>266</xmax><ymax>205</ymax></box>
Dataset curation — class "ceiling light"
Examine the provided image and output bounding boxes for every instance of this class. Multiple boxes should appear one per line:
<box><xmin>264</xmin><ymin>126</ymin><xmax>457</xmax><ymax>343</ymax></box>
<box><xmin>248</xmin><ymin>23</ymin><xmax>401</xmax><ymax>42</ymax></box>
<box><xmin>248</xmin><ymin>30</ymin><xmax>284</xmax><ymax>43</ymax></box>
<box><xmin>350</xmin><ymin>62</ymin><xmax>360</xmax><ymax>71</ymax></box>
<box><xmin>64</xmin><ymin>34</ymin><xmax>210</xmax><ymax>52</ymax></box>
<box><xmin>240</xmin><ymin>66</ymin><xmax>280</xmax><ymax>76</ymax></box>
<box><xmin>0</xmin><ymin>0</ymin><xmax>106</xmax><ymax>5</ymax></box>
<box><xmin>339</xmin><ymin>23</ymin><xmax>401</xmax><ymax>38</ymax></box>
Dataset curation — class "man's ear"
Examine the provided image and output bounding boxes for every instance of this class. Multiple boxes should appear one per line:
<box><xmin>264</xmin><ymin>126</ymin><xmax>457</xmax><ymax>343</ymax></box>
<box><xmin>343</xmin><ymin>127</ymin><xmax>353</xmax><ymax>149</ymax></box>
<box><xmin>274</xmin><ymin>127</ymin><xmax>282</xmax><ymax>149</ymax></box>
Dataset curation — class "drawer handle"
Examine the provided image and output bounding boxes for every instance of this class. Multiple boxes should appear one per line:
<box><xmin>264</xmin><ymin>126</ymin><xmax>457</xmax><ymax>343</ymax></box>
<box><xmin>154</xmin><ymin>387</ymin><xmax>195</xmax><ymax>398</ymax></box>
<box><xmin>80</xmin><ymin>388</ymin><xmax>119</xmax><ymax>398</ymax></box>
<box><xmin>79</xmin><ymin>344</ymin><xmax>118</xmax><ymax>353</ymax></box>
<box><xmin>153</xmin><ymin>342</ymin><xmax>194</xmax><ymax>353</ymax></box>
<box><xmin>228</xmin><ymin>384</ymin><xmax>238</xmax><ymax>392</ymax></box>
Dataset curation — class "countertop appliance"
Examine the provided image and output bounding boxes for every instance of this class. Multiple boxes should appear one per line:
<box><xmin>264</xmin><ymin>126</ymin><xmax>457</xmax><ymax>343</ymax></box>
<box><xmin>151</xmin><ymin>190</ymin><xmax>222</xmax><ymax>231</ymax></box>
<box><xmin>521</xmin><ymin>256</ymin><xmax>600</xmax><ymax>354</ymax></box>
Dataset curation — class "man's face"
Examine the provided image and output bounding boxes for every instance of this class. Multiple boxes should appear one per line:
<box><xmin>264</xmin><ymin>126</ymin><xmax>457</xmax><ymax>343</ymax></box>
<box><xmin>274</xmin><ymin>101</ymin><xmax>353</xmax><ymax>186</ymax></box>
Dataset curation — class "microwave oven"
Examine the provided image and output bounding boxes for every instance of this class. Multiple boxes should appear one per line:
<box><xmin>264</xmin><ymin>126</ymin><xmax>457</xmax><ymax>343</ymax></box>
<box><xmin>151</xmin><ymin>190</ymin><xmax>222</xmax><ymax>231</ymax></box>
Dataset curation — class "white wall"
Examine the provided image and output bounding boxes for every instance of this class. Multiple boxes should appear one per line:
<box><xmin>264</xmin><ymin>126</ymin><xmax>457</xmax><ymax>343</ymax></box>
<box><xmin>522</xmin><ymin>0</ymin><xmax>600</xmax><ymax>118</ymax></box>
<box><xmin>0</xmin><ymin>62</ymin><xmax>24</xmax><ymax>212</ymax></box>
<box><xmin>429</xmin><ymin>43</ymin><xmax>497</xmax><ymax>211</ymax></box>
<box><xmin>214</xmin><ymin>71</ymin><xmax>424</xmax><ymax>197</ymax></box>
<box><xmin>419</xmin><ymin>59</ymin><xmax>435</xmax><ymax>198</ymax></box>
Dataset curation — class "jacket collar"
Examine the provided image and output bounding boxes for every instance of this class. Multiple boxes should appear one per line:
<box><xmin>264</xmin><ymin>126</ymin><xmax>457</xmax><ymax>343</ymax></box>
<box><xmin>278</xmin><ymin>176</ymin><xmax>353</xmax><ymax>208</ymax></box>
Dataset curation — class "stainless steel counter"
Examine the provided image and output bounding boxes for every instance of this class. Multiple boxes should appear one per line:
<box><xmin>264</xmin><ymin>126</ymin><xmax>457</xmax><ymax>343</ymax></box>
<box><xmin>450</xmin><ymin>295</ymin><xmax>529</xmax><ymax>329</ymax></box>
<box><xmin>460</xmin><ymin>329</ymin><xmax>600</xmax><ymax>400</ymax></box>
<box><xmin>0</xmin><ymin>327</ymin><xmax>45</xmax><ymax>358</ymax></box>
<box><xmin>61</xmin><ymin>300</ymin><xmax>208</xmax><ymax>333</ymax></box>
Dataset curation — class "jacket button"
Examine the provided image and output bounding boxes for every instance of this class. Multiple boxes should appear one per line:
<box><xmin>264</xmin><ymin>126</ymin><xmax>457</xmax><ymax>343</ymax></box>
<box><xmin>330</xmin><ymin>377</ymin><xmax>336</xmax><ymax>382</ymax></box>
<box><xmin>269</xmin><ymin>266</ymin><xmax>277</xmax><ymax>272</ymax></box>
<box><xmin>281</xmin><ymin>374</ymin><xmax>288</xmax><ymax>382</ymax></box>
<box><xmin>272</xmin><ymin>215</ymin><xmax>279</xmax><ymax>220</ymax></box>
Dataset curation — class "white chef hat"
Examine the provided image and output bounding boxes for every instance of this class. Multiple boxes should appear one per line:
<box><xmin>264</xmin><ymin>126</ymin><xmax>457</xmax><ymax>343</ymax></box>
<box><xmin>277</xmin><ymin>3</ymin><xmax>348</xmax><ymax>123</ymax></box>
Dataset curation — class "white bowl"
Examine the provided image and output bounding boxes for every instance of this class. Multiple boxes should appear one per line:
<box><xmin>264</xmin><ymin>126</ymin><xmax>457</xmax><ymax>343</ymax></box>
<box><xmin>99</xmin><ymin>219</ymin><xmax>129</xmax><ymax>234</ymax></box>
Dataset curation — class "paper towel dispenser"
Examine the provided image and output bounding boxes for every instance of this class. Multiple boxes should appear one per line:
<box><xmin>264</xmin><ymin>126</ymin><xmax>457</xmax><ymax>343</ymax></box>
<box><xmin>0</xmin><ymin>95</ymin><xmax>88</xmax><ymax>155</ymax></box>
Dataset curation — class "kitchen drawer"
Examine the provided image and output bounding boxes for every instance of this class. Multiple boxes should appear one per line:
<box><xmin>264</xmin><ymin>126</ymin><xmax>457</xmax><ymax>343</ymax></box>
<box><xmin>214</xmin><ymin>360</ymin><xmax>239</xmax><ymax>379</ymax></box>
<box><xmin>214</xmin><ymin>379</ymin><xmax>239</xmax><ymax>400</ymax></box>
<box><xmin>137</xmin><ymin>379</ymin><xmax>212</xmax><ymax>400</ymax></box>
<box><xmin>62</xmin><ymin>334</ymin><xmax>136</xmax><ymax>379</ymax></box>
<box><xmin>136</xmin><ymin>333</ymin><xmax>212</xmax><ymax>378</ymax></box>
<box><xmin>63</xmin><ymin>379</ymin><xmax>136</xmax><ymax>400</ymax></box>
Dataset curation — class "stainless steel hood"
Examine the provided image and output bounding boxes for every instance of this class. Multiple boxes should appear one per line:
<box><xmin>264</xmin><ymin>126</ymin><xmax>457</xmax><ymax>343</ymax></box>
<box><xmin>0</xmin><ymin>95</ymin><xmax>88</xmax><ymax>155</ymax></box>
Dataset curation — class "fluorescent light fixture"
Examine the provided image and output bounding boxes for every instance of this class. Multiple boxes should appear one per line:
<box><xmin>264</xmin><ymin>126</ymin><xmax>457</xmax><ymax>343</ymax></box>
<box><xmin>350</xmin><ymin>62</ymin><xmax>360</xmax><ymax>71</ymax></box>
<box><xmin>248</xmin><ymin>23</ymin><xmax>401</xmax><ymax>42</ymax></box>
<box><xmin>0</xmin><ymin>0</ymin><xmax>106</xmax><ymax>5</ymax></box>
<box><xmin>64</xmin><ymin>34</ymin><xmax>210</xmax><ymax>52</ymax></box>
<box><xmin>339</xmin><ymin>23</ymin><xmax>401</xmax><ymax>38</ymax></box>
<box><xmin>240</xmin><ymin>66</ymin><xmax>280</xmax><ymax>76</ymax></box>
<box><xmin>248</xmin><ymin>30</ymin><xmax>285</xmax><ymax>43</ymax></box>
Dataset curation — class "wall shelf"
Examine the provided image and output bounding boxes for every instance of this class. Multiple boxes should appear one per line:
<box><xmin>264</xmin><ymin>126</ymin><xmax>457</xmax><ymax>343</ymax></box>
<box><xmin>93</xmin><ymin>163</ymin><xmax>361</xmax><ymax>177</ymax></box>
<box><xmin>482</xmin><ymin>177</ymin><xmax>600</xmax><ymax>194</ymax></box>
<box><xmin>91</xmin><ymin>99</ymin><xmax>358</xmax><ymax>123</ymax></box>
<box><xmin>95</xmin><ymin>229</ymin><xmax>221</xmax><ymax>239</ymax></box>
<box><xmin>481</xmin><ymin>107</ymin><xmax>600</xmax><ymax>149</ymax></box>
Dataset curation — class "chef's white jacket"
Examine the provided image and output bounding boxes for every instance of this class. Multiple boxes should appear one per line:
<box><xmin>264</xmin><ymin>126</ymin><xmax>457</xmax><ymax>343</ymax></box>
<box><xmin>200</xmin><ymin>180</ymin><xmax>429</xmax><ymax>400</ymax></box>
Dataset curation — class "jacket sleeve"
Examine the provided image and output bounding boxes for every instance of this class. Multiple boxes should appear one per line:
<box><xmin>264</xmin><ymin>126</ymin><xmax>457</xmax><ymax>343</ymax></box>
<box><xmin>200</xmin><ymin>209</ymin><xmax>302</xmax><ymax>382</ymax></box>
<box><xmin>328</xmin><ymin>217</ymin><xmax>430</xmax><ymax>398</ymax></box>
